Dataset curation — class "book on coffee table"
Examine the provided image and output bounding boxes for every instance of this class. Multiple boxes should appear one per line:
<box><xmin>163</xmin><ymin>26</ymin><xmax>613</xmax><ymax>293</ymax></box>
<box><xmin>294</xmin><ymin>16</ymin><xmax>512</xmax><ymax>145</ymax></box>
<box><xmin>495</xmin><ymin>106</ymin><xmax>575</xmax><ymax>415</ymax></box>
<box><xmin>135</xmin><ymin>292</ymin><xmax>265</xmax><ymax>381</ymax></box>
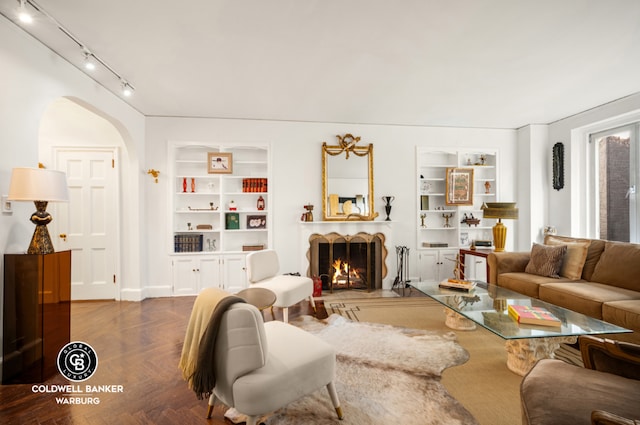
<box><xmin>439</xmin><ymin>279</ymin><xmax>476</xmax><ymax>292</ymax></box>
<box><xmin>508</xmin><ymin>304</ymin><xmax>561</xmax><ymax>327</ymax></box>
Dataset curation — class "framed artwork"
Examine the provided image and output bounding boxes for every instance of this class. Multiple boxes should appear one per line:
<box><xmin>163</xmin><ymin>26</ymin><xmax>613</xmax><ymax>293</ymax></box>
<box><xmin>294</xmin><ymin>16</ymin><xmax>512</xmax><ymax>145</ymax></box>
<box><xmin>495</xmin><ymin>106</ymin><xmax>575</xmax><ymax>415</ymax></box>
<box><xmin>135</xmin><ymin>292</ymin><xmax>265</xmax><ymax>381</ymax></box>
<box><xmin>420</xmin><ymin>195</ymin><xmax>429</xmax><ymax>210</ymax></box>
<box><xmin>247</xmin><ymin>215</ymin><xmax>267</xmax><ymax>229</ymax></box>
<box><xmin>445</xmin><ymin>167</ymin><xmax>474</xmax><ymax>206</ymax></box>
<box><xmin>207</xmin><ymin>152</ymin><xmax>233</xmax><ymax>174</ymax></box>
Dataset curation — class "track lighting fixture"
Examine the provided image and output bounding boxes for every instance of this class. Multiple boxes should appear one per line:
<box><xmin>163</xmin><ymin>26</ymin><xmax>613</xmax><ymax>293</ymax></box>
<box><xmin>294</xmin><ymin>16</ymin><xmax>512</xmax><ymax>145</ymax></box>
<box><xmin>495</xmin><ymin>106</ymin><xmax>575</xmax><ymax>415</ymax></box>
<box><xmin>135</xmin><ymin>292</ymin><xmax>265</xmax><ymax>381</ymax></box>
<box><xmin>16</xmin><ymin>0</ymin><xmax>136</xmax><ymax>101</ymax></box>
<box><xmin>18</xmin><ymin>0</ymin><xmax>33</xmax><ymax>24</ymax></box>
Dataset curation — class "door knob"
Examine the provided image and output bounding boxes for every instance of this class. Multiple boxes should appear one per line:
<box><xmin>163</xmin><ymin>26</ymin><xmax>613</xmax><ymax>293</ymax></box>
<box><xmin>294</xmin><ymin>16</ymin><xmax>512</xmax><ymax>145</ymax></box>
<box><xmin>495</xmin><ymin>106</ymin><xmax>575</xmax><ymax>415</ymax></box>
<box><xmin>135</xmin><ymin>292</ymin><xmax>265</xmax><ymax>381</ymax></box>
<box><xmin>59</xmin><ymin>233</ymin><xmax>67</xmax><ymax>241</ymax></box>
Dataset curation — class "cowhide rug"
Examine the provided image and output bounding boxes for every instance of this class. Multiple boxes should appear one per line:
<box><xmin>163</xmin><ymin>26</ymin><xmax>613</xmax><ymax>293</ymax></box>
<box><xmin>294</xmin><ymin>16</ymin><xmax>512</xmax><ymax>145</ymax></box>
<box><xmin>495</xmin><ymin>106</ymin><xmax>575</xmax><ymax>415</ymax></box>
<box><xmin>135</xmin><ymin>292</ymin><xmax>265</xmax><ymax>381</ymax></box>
<box><xmin>225</xmin><ymin>314</ymin><xmax>478</xmax><ymax>425</ymax></box>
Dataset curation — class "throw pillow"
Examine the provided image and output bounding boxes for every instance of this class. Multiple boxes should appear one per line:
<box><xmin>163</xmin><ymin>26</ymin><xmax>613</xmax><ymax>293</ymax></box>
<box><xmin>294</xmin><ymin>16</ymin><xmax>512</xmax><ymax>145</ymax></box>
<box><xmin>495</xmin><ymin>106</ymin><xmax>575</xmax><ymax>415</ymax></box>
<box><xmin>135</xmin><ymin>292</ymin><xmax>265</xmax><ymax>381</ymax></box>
<box><xmin>525</xmin><ymin>243</ymin><xmax>567</xmax><ymax>278</ymax></box>
<box><xmin>545</xmin><ymin>238</ymin><xmax>591</xmax><ymax>280</ymax></box>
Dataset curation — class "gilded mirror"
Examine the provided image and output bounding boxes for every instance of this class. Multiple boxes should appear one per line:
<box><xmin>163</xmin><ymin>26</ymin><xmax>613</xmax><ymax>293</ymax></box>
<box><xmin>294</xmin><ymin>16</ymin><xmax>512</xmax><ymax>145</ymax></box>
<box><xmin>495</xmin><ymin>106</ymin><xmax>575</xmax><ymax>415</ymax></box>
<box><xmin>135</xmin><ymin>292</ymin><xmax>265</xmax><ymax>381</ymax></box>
<box><xmin>322</xmin><ymin>134</ymin><xmax>376</xmax><ymax>221</ymax></box>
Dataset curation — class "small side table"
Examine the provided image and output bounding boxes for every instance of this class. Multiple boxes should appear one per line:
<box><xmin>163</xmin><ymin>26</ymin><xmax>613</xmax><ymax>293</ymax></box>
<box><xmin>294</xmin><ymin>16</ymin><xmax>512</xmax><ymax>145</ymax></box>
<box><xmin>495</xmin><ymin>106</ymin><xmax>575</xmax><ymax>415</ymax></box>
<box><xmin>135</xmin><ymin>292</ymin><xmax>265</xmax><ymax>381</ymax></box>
<box><xmin>459</xmin><ymin>248</ymin><xmax>493</xmax><ymax>281</ymax></box>
<box><xmin>236</xmin><ymin>287</ymin><xmax>277</xmax><ymax>319</ymax></box>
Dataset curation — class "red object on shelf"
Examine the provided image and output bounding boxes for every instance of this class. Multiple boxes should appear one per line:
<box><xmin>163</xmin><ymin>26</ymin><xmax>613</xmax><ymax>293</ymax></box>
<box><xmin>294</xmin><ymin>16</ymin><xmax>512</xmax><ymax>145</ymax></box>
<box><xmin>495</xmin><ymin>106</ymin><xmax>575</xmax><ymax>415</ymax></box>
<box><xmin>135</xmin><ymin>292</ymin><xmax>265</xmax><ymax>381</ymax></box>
<box><xmin>191</xmin><ymin>178</ymin><xmax>195</xmax><ymax>193</ymax></box>
<box><xmin>182</xmin><ymin>177</ymin><xmax>187</xmax><ymax>193</ymax></box>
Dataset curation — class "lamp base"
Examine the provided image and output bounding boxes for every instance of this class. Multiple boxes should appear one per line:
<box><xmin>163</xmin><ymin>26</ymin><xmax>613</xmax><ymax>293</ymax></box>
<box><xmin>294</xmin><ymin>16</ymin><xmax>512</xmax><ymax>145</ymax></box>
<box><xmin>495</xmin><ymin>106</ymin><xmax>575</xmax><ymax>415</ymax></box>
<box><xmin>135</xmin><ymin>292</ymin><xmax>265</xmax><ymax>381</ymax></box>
<box><xmin>493</xmin><ymin>219</ymin><xmax>507</xmax><ymax>252</ymax></box>
<box><xmin>28</xmin><ymin>201</ymin><xmax>55</xmax><ymax>255</ymax></box>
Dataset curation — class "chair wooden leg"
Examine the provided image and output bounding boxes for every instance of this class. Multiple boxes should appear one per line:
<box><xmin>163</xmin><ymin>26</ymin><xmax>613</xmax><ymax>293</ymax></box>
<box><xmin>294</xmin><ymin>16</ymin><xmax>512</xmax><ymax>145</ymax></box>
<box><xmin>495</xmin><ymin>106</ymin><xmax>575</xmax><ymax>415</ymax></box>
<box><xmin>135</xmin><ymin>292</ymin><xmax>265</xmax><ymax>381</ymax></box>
<box><xmin>282</xmin><ymin>307</ymin><xmax>289</xmax><ymax>323</ymax></box>
<box><xmin>326</xmin><ymin>381</ymin><xmax>343</xmax><ymax>419</ymax></box>
<box><xmin>309</xmin><ymin>295</ymin><xmax>317</xmax><ymax>312</ymax></box>
<box><xmin>206</xmin><ymin>394</ymin><xmax>217</xmax><ymax>419</ymax></box>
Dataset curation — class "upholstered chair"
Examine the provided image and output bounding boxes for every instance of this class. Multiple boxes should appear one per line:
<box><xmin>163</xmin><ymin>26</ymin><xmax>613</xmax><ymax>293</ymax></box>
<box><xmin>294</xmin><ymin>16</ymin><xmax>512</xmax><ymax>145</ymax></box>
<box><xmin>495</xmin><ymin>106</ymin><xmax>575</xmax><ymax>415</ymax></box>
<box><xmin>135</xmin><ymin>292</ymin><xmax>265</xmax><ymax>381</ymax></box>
<box><xmin>207</xmin><ymin>302</ymin><xmax>343</xmax><ymax>424</ymax></box>
<box><xmin>245</xmin><ymin>249</ymin><xmax>315</xmax><ymax>323</ymax></box>
<box><xmin>520</xmin><ymin>335</ymin><xmax>640</xmax><ymax>425</ymax></box>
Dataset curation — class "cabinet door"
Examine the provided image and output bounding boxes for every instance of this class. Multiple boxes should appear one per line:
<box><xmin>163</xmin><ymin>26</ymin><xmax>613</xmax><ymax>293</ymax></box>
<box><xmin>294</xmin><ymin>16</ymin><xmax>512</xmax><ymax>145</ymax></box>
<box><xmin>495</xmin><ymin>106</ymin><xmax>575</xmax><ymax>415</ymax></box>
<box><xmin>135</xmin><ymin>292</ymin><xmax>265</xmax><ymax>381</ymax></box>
<box><xmin>172</xmin><ymin>257</ymin><xmax>199</xmax><ymax>296</ymax></box>
<box><xmin>417</xmin><ymin>251</ymin><xmax>438</xmax><ymax>282</ymax></box>
<box><xmin>222</xmin><ymin>254</ymin><xmax>247</xmax><ymax>293</ymax></box>
<box><xmin>198</xmin><ymin>257</ymin><xmax>222</xmax><ymax>290</ymax></box>
<box><xmin>438</xmin><ymin>249</ymin><xmax>460</xmax><ymax>281</ymax></box>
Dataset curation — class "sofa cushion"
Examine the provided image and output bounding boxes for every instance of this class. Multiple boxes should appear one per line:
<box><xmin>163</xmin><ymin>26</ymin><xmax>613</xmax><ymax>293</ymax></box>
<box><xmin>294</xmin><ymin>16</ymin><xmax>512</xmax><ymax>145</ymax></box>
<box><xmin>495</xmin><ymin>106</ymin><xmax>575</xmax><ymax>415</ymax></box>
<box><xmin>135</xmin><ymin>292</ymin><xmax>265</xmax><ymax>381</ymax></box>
<box><xmin>497</xmin><ymin>272</ymin><xmax>573</xmax><ymax>298</ymax></box>
<box><xmin>544</xmin><ymin>235</ymin><xmax>606</xmax><ymax>281</ymax></box>
<box><xmin>545</xmin><ymin>237</ymin><xmax>590</xmax><ymax>280</ymax></box>
<box><xmin>591</xmin><ymin>242</ymin><xmax>640</xmax><ymax>291</ymax></box>
<box><xmin>602</xmin><ymin>300</ymin><xmax>640</xmax><ymax>332</ymax></box>
<box><xmin>539</xmin><ymin>282</ymin><xmax>640</xmax><ymax>320</ymax></box>
<box><xmin>525</xmin><ymin>243</ymin><xmax>566</xmax><ymax>278</ymax></box>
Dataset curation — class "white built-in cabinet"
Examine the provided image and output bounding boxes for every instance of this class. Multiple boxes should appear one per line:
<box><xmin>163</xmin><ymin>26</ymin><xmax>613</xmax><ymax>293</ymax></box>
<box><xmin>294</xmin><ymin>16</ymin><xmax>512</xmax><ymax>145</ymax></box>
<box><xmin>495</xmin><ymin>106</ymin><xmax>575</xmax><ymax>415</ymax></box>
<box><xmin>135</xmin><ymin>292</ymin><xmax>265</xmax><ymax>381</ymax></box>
<box><xmin>169</xmin><ymin>142</ymin><xmax>271</xmax><ymax>295</ymax></box>
<box><xmin>415</xmin><ymin>148</ymin><xmax>498</xmax><ymax>282</ymax></box>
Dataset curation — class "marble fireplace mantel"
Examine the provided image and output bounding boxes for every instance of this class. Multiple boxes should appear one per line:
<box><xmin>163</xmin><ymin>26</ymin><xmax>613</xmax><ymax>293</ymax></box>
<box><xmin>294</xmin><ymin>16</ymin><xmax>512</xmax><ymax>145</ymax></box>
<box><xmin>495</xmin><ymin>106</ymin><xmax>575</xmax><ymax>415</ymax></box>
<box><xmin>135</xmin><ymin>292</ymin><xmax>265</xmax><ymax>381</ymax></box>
<box><xmin>299</xmin><ymin>221</ymin><xmax>395</xmax><ymax>290</ymax></box>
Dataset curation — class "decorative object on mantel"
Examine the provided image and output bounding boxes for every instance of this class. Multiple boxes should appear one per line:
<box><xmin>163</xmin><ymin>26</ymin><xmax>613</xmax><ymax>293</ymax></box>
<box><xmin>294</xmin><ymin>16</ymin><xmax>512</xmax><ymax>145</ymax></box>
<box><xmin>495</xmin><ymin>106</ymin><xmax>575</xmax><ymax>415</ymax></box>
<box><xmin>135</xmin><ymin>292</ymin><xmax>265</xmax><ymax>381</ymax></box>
<box><xmin>420</xmin><ymin>213</ymin><xmax>426</xmax><ymax>228</ymax></box>
<box><xmin>257</xmin><ymin>195</ymin><xmax>265</xmax><ymax>210</ymax></box>
<box><xmin>382</xmin><ymin>196</ymin><xmax>394</xmax><ymax>221</ymax></box>
<box><xmin>301</xmin><ymin>204</ymin><xmax>314</xmax><ymax>222</ymax></box>
<box><xmin>322</xmin><ymin>134</ymin><xmax>377</xmax><ymax>221</ymax></box>
<box><xmin>482</xmin><ymin>202</ymin><xmax>519</xmax><ymax>252</ymax></box>
<box><xmin>147</xmin><ymin>169</ymin><xmax>160</xmax><ymax>183</ymax></box>
<box><xmin>484</xmin><ymin>181</ymin><xmax>491</xmax><ymax>194</ymax></box>
<box><xmin>553</xmin><ymin>142</ymin><xmax>564</xmax><ymax>190</ymax></box>
<box><xmin>228</xmin><ymin>200</ymin><xmax>237</xmax><ymax>211</ymax></box>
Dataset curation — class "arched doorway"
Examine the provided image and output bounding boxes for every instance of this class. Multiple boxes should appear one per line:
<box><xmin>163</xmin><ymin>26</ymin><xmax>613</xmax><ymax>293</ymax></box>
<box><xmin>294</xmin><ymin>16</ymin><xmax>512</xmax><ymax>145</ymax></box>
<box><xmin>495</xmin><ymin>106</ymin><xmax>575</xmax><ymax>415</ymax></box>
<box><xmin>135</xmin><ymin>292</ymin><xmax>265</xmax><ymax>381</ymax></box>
<box><xmin>39</xmin><ymin>98</ymin><xmax>125</xmax><ymax>300</ymax></box>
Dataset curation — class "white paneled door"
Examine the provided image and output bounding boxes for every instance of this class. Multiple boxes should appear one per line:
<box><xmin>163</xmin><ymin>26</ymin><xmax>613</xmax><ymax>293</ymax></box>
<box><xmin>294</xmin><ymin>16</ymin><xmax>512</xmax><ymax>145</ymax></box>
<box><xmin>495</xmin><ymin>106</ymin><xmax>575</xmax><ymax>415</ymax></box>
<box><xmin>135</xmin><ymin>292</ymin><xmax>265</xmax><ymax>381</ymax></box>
<box><xmin>53</xmin><ymin>149</ymin><xmax>118</xmax><ymax>300</ymax></box>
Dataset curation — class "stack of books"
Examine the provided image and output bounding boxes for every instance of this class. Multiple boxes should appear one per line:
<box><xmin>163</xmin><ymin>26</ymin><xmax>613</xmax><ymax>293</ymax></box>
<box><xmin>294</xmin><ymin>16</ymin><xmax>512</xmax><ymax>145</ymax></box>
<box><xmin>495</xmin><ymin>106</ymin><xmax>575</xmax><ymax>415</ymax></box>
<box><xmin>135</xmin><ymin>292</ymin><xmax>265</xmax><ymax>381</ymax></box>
<box><xmin>439</xmin><ymin>279</ymin><xmax>476</xmax><ymax>292</ymax></box>
<box><xmin>507</xmin><ymin>304</ymin><xmax>561</xmax><ymax>327</ymax></box>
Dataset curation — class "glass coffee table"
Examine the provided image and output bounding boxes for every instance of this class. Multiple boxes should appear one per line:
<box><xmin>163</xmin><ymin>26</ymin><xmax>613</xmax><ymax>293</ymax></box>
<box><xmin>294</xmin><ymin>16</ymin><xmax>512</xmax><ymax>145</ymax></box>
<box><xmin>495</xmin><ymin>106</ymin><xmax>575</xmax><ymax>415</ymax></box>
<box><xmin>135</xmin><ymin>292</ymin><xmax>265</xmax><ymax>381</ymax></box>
<box><xmin>409</xmin><ymin>280</ymin><xmax>632</xmax><ymax>375</ymax></box>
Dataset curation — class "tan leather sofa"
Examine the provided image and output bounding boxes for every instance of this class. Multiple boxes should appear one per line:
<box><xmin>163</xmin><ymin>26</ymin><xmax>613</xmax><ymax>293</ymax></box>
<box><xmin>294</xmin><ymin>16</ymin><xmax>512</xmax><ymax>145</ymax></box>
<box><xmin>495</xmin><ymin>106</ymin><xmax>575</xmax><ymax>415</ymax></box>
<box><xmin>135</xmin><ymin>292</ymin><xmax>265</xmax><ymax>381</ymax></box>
<box><xmin>488</xmin><ymin>235</ymin><xmax>640</xmax><ymax>332</ymax></box>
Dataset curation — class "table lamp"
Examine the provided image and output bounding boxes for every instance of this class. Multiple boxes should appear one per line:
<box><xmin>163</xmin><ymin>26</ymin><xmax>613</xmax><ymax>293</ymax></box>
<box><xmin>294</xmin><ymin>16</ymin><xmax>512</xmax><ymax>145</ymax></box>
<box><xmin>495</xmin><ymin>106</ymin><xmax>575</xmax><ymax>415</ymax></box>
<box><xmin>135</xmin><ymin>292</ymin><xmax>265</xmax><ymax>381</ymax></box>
<box><xmin>8</xmin><ymin>167</ymin><xmax>70</xmax><ymax>254</ymax></box>
<box><xmin>482</xmin><ymin>202</ymin><xmax>518</xmax><ymax>252</ymax></box>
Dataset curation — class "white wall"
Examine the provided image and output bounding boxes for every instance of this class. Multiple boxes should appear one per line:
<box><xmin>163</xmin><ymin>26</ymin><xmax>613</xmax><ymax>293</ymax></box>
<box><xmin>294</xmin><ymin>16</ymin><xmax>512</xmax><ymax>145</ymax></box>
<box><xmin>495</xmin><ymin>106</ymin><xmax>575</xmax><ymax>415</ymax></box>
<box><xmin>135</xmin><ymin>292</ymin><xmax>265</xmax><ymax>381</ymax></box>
<box><xmin>0</xmin><ymin>16</ymin><xmax>146</xmax><ymax>301</ymax></box>
<box><xmin>145</xmin><ymin>118</ymin><xmax>518</xmax><ymax>290</ymax></box>
<box><xmin>548</xmin><ymin>93</ymin><xmax>640</xmax><ymax>237</ymax></box>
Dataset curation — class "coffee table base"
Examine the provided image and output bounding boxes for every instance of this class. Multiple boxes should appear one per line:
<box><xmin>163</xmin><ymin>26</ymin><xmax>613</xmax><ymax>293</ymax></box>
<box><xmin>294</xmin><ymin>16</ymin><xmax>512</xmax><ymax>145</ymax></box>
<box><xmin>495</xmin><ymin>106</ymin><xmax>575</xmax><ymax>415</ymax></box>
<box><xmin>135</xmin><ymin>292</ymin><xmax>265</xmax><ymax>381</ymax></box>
<box><xmin>444</xmin><ymin>309</ymin><xmax>477</xmax><ymax>331</ymax></box>
<box><xmin>505</xmin><ymin>336</ymin><xmax>578</xmax><ymax>376</ymax></box>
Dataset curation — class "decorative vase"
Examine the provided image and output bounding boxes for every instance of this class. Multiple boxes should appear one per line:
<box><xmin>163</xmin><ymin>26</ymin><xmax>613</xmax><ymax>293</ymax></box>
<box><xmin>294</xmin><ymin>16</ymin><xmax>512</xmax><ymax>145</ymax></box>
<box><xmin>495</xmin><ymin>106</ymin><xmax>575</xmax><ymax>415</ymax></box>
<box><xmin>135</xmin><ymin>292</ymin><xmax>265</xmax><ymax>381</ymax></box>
<box><xmin>382</xmin><ymin>196</ymin><xmax>395</xmax><ymax>221</ymax></box>
<box><xmin>182</xmin><ymin>177</ymin><xmax>187</xmax><ymax>193</ymax></box>
<box><xmin>191</xmin><ymin>178</ymin><xmax>196</xmax><ymax>193</ymax></box>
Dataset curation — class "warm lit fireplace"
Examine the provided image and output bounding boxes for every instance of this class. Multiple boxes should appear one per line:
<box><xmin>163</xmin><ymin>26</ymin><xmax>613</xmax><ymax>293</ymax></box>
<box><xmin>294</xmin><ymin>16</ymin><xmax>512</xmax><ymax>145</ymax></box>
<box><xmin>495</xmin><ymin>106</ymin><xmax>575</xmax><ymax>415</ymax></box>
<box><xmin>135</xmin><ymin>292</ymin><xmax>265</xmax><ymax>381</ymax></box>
<box><xmin>307</xmin><ymin>232</ymin><xmax>387</xmax><ymax>291</ymax></box>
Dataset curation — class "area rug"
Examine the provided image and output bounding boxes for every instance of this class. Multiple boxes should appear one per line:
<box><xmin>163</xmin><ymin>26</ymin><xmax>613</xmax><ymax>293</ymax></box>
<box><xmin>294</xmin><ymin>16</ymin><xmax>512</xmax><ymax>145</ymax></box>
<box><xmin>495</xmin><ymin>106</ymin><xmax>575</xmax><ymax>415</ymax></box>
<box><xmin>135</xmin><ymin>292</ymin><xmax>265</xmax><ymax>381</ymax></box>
<box><xmin>226</xmin><ymin>314</ymin><xmax>478</xmax><ymax>425</ymax></box>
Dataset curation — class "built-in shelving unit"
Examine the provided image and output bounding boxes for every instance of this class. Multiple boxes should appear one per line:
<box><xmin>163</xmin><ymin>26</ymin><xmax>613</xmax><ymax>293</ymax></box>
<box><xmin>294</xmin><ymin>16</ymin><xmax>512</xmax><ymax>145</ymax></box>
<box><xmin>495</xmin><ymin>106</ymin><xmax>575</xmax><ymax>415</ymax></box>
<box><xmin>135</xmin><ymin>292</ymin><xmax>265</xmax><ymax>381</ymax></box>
<box><xmin>168</xmin><ymin>142</ymin><xmax>271</xmax><ymax>295</ymax></box>
<box><xmin>415</xmin><ymin>148</ymin><xmax>498</xmax><ymax>282</ymax></box>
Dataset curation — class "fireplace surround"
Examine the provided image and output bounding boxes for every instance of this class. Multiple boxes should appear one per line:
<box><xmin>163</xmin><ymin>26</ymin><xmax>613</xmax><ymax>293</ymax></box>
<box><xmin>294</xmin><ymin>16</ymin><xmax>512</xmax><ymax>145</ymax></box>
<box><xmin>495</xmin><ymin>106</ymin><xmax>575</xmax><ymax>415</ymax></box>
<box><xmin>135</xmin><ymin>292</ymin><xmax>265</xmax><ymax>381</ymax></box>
<box><xmin>308</xmin><ymin>232</ymin><xmax>387</xmax><ymax>292</ymax></box>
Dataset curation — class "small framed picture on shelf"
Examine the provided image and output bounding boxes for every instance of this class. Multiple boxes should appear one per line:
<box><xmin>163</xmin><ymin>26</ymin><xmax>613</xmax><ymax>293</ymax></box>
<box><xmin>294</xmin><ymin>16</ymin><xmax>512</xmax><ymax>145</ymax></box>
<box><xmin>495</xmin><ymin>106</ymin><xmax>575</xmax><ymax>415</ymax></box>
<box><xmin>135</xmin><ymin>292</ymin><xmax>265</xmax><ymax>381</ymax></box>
<box><xmin>247</xmin><ymin>215</ymin><xmax>267</xmax><ymax>229</ymax></box>
<box><xmin>445</xmin><ymin>167</ymin><xmax>474</xmax><ymax>206</ymax></box>
<box><xmin>460</xmin><ymin>232</ymin><xmax>470</xmax><ymax>246</ymax></box>
<box><xmin>420</xmin><ymin>195</ymin><xmax>429</xmax><ymax>210</ymax></box>
<box><xmin>207</xmin><ymin>152</ymin><xmax>233</xmax><ymax>174</ymax></box>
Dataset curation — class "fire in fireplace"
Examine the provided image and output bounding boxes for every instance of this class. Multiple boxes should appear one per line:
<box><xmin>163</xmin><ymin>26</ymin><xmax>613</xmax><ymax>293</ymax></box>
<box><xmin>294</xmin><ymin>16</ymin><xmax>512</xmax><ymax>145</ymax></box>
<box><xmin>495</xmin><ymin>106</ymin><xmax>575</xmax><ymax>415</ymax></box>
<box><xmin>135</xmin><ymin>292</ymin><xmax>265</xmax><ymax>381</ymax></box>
<box><xmin>308</xmin><ymin>232</ymin><xmax>387</xmax><ymax>292</ymax></box>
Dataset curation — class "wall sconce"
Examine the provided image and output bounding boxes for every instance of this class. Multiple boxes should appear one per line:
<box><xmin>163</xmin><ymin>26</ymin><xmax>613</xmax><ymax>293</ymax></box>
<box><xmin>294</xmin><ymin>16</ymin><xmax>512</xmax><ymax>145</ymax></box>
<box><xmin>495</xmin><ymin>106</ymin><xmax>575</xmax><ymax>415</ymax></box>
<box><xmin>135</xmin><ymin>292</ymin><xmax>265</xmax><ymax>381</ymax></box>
<box><xmin>8</xmin><ymin>167</ymin><xmax>70</xmax><ymax>254</ymax></box>
<box><xmin>147</xmin><ymin>169</ymin><xmax>160</xmax><ymax>183</ymax></box>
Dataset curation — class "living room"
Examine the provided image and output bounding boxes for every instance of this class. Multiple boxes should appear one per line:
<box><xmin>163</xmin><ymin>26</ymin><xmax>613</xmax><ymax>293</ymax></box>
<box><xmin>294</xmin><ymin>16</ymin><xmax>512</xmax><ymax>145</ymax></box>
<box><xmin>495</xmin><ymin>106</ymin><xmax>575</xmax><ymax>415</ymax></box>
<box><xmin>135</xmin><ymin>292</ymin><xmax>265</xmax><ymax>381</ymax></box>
<box><xmin>1</xmin><ymin>2</ymin><xmax>640</xmax><ymax>424</ymax></box>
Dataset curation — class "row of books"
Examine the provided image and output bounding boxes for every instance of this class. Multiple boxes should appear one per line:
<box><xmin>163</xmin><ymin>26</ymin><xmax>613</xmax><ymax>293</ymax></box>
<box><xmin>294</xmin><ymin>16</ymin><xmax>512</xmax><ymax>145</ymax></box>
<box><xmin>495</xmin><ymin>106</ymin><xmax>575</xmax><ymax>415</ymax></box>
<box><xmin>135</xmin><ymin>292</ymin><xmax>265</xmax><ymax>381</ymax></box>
<box><xmin>174</xmin><ymin>233</ymin><xmax>203</xmax><ymax>253</ymax></box>
<box><xmin>242</xmin><ymin>178</ymin><xmax>268</xmax><ymax>193</ymax></box>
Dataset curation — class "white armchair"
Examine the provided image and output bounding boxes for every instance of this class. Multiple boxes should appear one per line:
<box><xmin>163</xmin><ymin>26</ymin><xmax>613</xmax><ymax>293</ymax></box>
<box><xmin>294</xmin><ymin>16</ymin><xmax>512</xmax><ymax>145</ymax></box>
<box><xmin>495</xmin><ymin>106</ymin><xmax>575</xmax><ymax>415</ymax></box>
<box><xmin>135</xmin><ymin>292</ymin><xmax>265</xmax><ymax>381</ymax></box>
<box><xmin>207</xmin><ymin>302</ymin><xmax>343</xmax><ymax>424</ymax></box>
<box><xmin>246</xmin><ymin>249</ymin><xmax>315</xmax><ymax>323</ymax></box>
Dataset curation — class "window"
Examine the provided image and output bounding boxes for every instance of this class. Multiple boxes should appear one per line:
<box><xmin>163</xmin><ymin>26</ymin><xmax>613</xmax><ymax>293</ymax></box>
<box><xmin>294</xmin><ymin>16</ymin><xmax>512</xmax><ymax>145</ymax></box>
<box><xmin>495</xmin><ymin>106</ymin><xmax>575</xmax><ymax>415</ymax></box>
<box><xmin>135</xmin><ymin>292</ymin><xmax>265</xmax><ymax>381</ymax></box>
<box><xmin>589</xmin><ymin>123</ymin><xmax>639</xmax><ymax>242</ymax></box>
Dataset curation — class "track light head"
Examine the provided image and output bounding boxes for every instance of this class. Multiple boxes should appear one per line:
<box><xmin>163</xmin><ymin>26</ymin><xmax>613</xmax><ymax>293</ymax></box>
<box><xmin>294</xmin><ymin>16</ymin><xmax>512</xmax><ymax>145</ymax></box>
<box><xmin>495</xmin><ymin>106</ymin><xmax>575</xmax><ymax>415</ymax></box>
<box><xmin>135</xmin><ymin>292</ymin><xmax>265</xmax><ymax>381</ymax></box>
<box><xmin>121</xmin><ymin>80</ymin><xmax>133</xmax><ymax>97</ymax></box>
<box><xmin>82</xmin><ymin>50</ymin><xmax>96</xmax><ymax>71</ymax></box>
<box><xmin>18</xmin><ymin>0</ymin><xmax>33</xmax><ymax>24</ymax></box>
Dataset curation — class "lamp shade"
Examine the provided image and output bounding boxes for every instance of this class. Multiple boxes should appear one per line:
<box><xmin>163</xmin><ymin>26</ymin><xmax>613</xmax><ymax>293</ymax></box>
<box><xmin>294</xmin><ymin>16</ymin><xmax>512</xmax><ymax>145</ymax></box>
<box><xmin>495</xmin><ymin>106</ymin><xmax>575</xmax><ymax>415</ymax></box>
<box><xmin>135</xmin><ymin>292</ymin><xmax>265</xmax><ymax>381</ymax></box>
<box><xmin>8</xmin><ymin>167</ymin><xmax>69</xmax><ymax>202</ymax></box>
<box><xmin>482</xmin><ymin>202</ymin><xmax>519</xmax><ymax>220</ymax></box>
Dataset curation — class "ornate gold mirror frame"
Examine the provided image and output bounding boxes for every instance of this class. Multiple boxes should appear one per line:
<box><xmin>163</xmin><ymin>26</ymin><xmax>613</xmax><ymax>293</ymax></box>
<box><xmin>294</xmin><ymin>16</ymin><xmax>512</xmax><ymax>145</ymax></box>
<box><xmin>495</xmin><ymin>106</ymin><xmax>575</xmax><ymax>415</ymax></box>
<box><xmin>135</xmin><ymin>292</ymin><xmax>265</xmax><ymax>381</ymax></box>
<box><xmin>322</xmin><ymin>134</ymin><xmax>377</xmax><ymax>221</ymax></box>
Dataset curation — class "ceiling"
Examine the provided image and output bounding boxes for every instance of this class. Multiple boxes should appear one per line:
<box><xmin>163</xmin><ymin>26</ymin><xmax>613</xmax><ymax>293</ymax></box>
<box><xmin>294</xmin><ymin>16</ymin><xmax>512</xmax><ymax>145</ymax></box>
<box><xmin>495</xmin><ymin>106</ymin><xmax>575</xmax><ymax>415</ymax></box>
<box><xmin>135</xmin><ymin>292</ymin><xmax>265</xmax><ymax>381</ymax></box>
<box><xmin>2</xmin><ymin>0</ymin><xmax>640</xmax><ymax>129</ymax></box>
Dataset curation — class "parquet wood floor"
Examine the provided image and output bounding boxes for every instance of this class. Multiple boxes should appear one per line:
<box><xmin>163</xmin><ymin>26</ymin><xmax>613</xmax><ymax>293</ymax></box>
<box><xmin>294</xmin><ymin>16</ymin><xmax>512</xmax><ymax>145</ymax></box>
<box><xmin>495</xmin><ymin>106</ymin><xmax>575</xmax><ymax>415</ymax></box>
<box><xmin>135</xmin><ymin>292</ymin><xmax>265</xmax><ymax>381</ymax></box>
<box><xmin>0</xmin><ymin>296</ymin><xmax>321</xmax><ymax>425</ymax></box>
